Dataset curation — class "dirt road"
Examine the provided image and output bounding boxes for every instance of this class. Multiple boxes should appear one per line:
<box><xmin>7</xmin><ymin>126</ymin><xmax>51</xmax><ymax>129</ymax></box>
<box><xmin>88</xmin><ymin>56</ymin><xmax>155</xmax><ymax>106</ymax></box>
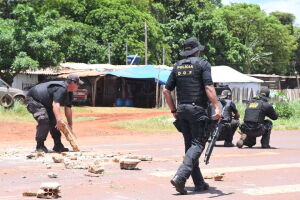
<box><xmin>0</xmin><ymin>109</ymin><xmax>299</xmax><ymax>200</ymax></box>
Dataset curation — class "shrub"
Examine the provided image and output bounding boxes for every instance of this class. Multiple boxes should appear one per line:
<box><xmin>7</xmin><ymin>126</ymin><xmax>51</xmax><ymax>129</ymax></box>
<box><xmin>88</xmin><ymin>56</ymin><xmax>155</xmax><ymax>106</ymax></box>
<box><xmin>274</xmin><ymin>102</ymin><xmax>295</xmax><ymax>119</ymax></box>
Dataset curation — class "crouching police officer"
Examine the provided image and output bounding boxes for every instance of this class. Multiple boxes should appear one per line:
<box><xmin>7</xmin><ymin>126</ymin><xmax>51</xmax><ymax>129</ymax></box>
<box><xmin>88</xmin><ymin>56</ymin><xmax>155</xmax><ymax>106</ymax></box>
<box><xmin>218</xmin><ymin>90</ymin><xmax>240</xmax><ymax>147</ymax></box>
<box><xmin>26</xmin><ymin>74</ymin><xmax>83</xmax><ymax>153</ymax></box>
<box><xmin>237</xmin><ymin>89</ymin><xmax>278</xmax><ymax>149</ymax></box>
<box><xmin>163</xmin><ymin>37</ymin><xmax>221</xmax><ymax>195</ymax></box>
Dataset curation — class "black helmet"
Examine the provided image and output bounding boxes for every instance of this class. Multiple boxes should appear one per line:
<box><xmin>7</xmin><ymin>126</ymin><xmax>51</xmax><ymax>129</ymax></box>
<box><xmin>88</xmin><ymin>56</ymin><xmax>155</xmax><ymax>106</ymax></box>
<box><xmin>258</xmin><ymin>89</ymin><xmax>270</xmax><ymax>100</ymax></box>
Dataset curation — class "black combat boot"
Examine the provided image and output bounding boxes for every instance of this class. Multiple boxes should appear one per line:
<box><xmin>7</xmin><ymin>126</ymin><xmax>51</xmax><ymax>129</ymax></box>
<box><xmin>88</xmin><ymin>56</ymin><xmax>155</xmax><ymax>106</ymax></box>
<box><xmin>224</xmin><ymin>141</ymin><xmax>234</xmax><ymax>147</ymax></box>
<box><xmin>261</xmin><ymin>144</ymin><xmax>271</xmax><ymax>148</ymax></box>
<box><xmin>36</xmin><ymin>141</ymin><xmax>48</xmax><ymax>153</ymax></box>
<box><xmin>194</xmin><ymin>182</ymin><xmax>209</xmax><ymax>192</ymax></box>
<box><xmin>170</xmin><ymin>175</ymin><xmax>187</xmax><ymax>195</ymax></box>
<box><xmin>53</xmin><ymin>143</ymin><xmax>69</xmax><ymax>153</ymax></box>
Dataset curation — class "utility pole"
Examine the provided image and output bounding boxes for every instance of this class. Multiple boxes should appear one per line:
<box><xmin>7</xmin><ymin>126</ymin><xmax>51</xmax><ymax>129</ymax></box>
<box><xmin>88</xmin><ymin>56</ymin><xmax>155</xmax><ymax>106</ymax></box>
<box><xmin>125</xmin><ymin>43</ymin><xmax>128</xmax><ymax>65</ymax></box>
<box><xmin>162</xmin><ymin>47</ymin><xmax>165</xmax><ymax>65</ymax></box>
<box><xmin>145</xmin><ymin>22</ymin><xmax>148</xmax><ymax>65</ymax></box>
<box><xmin>108</xmin><ymin>43</ymin><xmax>111</xmax><ymax>64</ymax></box>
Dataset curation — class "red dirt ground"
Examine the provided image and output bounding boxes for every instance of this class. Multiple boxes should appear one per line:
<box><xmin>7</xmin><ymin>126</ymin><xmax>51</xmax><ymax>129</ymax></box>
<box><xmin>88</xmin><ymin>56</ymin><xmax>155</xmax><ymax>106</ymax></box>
<box><xmin>1</xmin><ymin>109</ymin><xmax>300</xmax><ymax>200</ymax></box>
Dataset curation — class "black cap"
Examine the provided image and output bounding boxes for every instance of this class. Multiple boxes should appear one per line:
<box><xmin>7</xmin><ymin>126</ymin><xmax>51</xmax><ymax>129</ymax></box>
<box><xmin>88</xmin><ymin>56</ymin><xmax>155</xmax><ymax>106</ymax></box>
<box><xmin>179</xmin><ymin>37</ymin><xmax>205</xmax><ymax>57</ymax></box>
<box><xmin>66</xmin><ymin>74</ymin><xmax>84</xmax><ymax>85</ymax></box>
<box><xmin>259</xmin><ymin>89</ymin><xmax>270</xmax><ymax>100</ymax></box>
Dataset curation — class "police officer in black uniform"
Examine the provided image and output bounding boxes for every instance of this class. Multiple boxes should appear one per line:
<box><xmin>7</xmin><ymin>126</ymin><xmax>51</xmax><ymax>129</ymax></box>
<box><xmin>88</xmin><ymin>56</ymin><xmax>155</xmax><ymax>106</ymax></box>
<box><xmin>218</xmin><ymin>90</ymin><xmax>240</xmax><ymax>147</ymax></box>
<box><xmin>163</xmin><ymin>37</ymin><xmax>221</xmax><ymax>195</ymax></box>
<box><xmin>237</xmin><ymin>89</ymin><xmax>278</xmax><ymax>149</ymax></box>
<box><xmin>26</xmin><ymin>74</ymin><xmax>83</xmax><ymax>153</ymax></box>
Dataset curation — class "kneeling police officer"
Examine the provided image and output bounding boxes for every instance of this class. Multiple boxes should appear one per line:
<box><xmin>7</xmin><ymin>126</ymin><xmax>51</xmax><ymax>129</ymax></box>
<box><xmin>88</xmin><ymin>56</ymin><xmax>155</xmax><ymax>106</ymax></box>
<box><xmin>237</xmin><ymin>89</ymin><xmax>278</xmax><ymax>148</ymax></box>
<box><xmin>26</xmin><ymin>74</ymin><xmax>83</xmax><ymax>153</ymax></box>
<box><xmin>218</xmin><ymin>90</ymin><xmax>240</xmax><ymax>147</ymax></box>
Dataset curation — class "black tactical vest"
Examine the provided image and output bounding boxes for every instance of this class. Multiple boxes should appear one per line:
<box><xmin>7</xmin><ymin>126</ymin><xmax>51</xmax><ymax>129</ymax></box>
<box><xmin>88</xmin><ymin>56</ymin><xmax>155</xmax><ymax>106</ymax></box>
<box><xmin>174</xmin><ymin>57</ymin><xmax>208</xmax><ymax>107</ymax></box>
<box><xmin>28</xmin><ymin>81</ymin><xmax>67</xmax><ymax>108</ymax></box>
<box><xmin>222</xmin><ymin>99</ymin><xmax>233</xmax><ymax>122</ymax></box>
<box><xmin>244</xmin><ymin>99</ymin><xmax>264</xmax><ymax>123</ymax></box>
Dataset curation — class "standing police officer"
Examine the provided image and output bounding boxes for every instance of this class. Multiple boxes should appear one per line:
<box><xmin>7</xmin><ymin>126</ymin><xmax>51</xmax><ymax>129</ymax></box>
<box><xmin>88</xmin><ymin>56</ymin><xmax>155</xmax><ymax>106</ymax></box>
<box><xmin>218</xmin><ymin>90</ymin><xmax>240</xmax><ymax>147</ymax></box>
<box><xmin>237</xmin><ymin>89</ymin><xmax>278</xmax><ymax>148</ymax></box>
<box><xmin>163</xmin><ymin>37</ymin><xmax>221</xmax><ymax>195</ymax></box>
<box><xmin>26</xmin><ymin>74</ymin><xmax>83</xmax><ymax>153</ymax></box>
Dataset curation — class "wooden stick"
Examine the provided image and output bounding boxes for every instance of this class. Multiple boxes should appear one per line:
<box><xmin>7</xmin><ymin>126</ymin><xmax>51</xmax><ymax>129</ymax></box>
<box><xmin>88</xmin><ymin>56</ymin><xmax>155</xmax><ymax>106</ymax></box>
<box><xmin>59</xmin><ymin>122</ymin><xmax>80</xmax><ymax>152</ymax></box>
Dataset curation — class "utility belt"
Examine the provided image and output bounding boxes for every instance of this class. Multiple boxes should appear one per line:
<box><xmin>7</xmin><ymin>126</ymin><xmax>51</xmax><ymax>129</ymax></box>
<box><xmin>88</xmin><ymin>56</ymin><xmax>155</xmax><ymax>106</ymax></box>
<box><xmin>26</xmin><ymin>96</ymin><xmax>51</xmax><ymax>110</ymax></box>
<box><xmin>178</xmin><ymin>101</ymin><xmax>206</xmax><ymax>107</ymax></box>
<box><xmin>240</xmin><ymin>122</ymin><xmax>265</xmax><ymax>137</ymax></box>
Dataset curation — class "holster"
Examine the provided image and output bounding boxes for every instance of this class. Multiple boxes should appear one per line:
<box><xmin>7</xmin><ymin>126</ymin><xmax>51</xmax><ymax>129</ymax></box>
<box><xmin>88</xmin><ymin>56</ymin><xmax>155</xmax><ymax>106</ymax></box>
<box><xmin>173</xmin><ymin>120</ymin><xmax>182</xmax><ymax>132</ymax></box>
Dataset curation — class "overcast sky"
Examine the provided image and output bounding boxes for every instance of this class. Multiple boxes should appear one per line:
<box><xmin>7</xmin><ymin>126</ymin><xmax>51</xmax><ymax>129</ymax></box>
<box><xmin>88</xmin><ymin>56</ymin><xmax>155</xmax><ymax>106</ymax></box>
<box><xmin>222</xmin><ymin>0</ymin><xmax>300</xmax><ymax>26</ymax></box>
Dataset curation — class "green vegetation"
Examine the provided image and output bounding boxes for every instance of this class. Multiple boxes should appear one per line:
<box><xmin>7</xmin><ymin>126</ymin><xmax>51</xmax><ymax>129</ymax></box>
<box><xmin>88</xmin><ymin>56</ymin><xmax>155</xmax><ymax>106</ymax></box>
<box><xmin>0</xmin><ymin>0</ymin><xmax>299</xmax><ymax>81</ymax></box>
<box><xmin>0</xmin><ymin>101</ymin><xmax>34</xmax><ymax>122</ymax></box>
<box><xmin>113</xmin><ymin>101</ymin><xmax>300</xmax><ymax>132</ymax></box>
<box><xmin>112</xmin><ymin>115</ymin><xmax>176</xmax><ymax>133</ymax></box>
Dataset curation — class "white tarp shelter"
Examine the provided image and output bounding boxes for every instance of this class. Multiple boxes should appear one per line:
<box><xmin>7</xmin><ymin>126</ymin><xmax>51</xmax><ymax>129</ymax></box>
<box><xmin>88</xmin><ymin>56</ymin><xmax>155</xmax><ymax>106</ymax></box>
<box><xmin>211</xmin><ymin>66</ymin><xmax>264</xmax><ymax>96</ymax></box>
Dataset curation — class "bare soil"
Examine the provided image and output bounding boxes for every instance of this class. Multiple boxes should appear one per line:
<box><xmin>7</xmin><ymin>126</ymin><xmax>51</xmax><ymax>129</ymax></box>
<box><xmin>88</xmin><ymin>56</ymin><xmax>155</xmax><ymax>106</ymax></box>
<box><xmin>0</xmin><ymin>108</ymin><xmax>299</xmax><ymax>200</ymax></box>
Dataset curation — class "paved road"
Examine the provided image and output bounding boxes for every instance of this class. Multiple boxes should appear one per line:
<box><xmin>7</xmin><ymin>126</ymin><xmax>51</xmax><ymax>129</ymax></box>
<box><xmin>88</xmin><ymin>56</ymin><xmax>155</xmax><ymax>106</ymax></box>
<box><xmin>0</xmin><ymin>130</ymin><xmax>299</xmax><ymax>200</ymax></box>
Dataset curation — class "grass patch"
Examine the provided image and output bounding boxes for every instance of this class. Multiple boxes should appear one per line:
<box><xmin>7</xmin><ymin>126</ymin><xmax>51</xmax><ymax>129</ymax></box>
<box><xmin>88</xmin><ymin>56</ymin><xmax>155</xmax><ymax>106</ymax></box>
<box><xmin>73</xmin><ymin>116</ymin><xmax>99</xmax><ymax>122</ymax></box>
<box><xmin>0</xmin><ymin>101</ymin><xmax>34</xmax><ymax>122</ymax></box>
<box><xmin>114</xmin><ymin>101</ymin><xmax>300</xmax><ymax>132</ymax></box>
<box><xmin>112</xmin><ymin>115</ymin><xmax>176</xmax><ymax>132</ymax></box>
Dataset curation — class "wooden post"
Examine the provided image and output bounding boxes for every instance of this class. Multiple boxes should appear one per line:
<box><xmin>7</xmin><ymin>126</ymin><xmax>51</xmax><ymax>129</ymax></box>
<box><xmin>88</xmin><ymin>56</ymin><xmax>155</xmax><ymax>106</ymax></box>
<box><xmin>92</xmin><ymin>76</ymin><xmax>101</xmax><ymax>107</ymax></box>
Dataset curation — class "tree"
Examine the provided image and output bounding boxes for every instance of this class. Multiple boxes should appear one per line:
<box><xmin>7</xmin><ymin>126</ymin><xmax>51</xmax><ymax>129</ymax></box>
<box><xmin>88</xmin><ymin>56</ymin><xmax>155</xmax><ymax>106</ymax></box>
<box><xmin>270</xmin><ymin>11</ymin><xmax>295</xmax><ymax>34</ymax></box>
<box><xmin>85</xmin><ymin>0</ymin><xmax>166</xmax><ymax>65</ymax></box>
<box><xmin>214</xmin><ymin>3</ymin><xmax>297</xmax><ymax>74</ymax></box>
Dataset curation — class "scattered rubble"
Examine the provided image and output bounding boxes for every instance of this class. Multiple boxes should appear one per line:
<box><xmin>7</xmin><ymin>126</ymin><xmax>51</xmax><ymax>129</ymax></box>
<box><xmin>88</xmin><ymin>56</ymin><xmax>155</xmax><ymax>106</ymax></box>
<box><xmin>120</xmin><ymin>159</ymin><xmax>141</xmax><ymax>170</ymax></box>
<box><xmin>52</xmin><ymin>155</ymin><xmax>64</xmax><ymax>163</ymax></box>
<box><xmin>47</xmin><ymin>172</ymin><xmax>58</xmax><ymax>178</ymax></box>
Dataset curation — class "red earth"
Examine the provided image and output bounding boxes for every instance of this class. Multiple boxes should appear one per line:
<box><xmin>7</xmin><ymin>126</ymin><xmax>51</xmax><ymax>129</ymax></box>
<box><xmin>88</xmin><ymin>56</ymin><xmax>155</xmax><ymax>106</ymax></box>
<box><xmin>0</xmin><ymin>108</ymin><xmax>299</xmax><ymax>200</ymax></box>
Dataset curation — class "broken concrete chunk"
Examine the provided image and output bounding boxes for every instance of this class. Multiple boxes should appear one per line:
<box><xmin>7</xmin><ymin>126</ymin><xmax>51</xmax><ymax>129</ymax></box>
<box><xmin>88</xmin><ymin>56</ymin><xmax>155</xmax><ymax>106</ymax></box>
<box><xmin>88</xmin><ymin>165</ymin><xmax>104</xmax><ymax>174</ymax></box>
<box><xmin>64</xmin><ymin>160</ymin><xmax>88</xmax><ymax>169</ymax></box>
<box><xmin>52</xmin><ymin>155</ymin><xmax>64</xmax><ymax>163</ymax></box>
<box><xmin>214</xmin><ymin>173</ymin><xmax>225</xmax><ymax>181</ymax></box>
<box><xmin>47</xmin><ymin>172</ymin><xmax>58</xmax><ymax>178</ymax></box>
<box><xmin>120</xmin><ymin>159</ymin><xmax>141</xmax><ymax>170</ymax></box>
<box><xmin>38</xmin><ymin>182</ymin><xmax>61</xmax><ymax>199</ymax></box>
<box><xmin>124</xmin><ymin>155</ymin><xmax>152</xmax><ymax>161</ymax></box>
<box><xmin>22</xmin><ymin>191</ymin><xmax>37</xmax><ymax>197</ymax></box>
<box><xmin>37</xmin><ymin>188</ymin><xmax>59</xmax><ymax>199</ymax></box>
<box><xmin>40</xmin><ymin>182</ymin><xmax>60</xmax><ymax>190</ymax></box>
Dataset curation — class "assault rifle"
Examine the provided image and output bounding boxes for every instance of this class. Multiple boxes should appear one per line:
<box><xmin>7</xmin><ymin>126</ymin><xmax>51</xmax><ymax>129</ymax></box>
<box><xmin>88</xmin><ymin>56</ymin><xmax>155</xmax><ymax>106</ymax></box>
<box><xmin>204</xmin><ymin>103</ymin><xmax>225</xmax><ymax>165</ymax></box>
<box><xmin>204</xmin><ymin>122</ymin><xmax>222</xmax><ymax>165</ymax></box>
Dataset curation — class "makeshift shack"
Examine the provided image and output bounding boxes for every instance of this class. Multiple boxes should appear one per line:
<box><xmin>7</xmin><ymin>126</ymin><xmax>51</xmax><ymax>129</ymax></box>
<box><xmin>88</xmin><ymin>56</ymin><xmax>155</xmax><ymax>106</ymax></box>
<box><xmin>104</xmin><ymin>65</ymin><xmax>171</xmax><ymax>108</ymax></box>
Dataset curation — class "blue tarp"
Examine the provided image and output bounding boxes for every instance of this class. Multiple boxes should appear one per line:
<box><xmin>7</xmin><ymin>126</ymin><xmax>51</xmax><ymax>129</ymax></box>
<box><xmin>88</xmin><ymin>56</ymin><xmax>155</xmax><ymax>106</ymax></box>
<box><xmin>104</xmin><ymin>65</ymin><xmax>171</xmax><ymax>84</ymax></box>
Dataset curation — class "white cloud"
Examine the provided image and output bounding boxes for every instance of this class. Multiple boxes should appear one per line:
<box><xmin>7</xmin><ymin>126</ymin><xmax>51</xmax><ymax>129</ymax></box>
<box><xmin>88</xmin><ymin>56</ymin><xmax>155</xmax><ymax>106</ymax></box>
<box><xmin>222</xmin><ymin>0</ymin><xmax>300</xmax><ymax>26</ymax></box>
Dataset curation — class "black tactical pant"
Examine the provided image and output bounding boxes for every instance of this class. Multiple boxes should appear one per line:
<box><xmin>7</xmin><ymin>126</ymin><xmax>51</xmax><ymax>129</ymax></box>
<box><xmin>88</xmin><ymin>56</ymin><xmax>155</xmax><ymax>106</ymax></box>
<box><xmin>218</xmin><ymin>119</ymin><xmax>239</xmax><ymax>143</ymax></box>
<box><xmin>176</xmin><ymin>104</ymin><xmax>208</xmax><ymax>184</ymax></box>
<box><xmin>26</xmin><ymin>97</ymin><xmax>62</xmax><ymax>144</ymax></box>
<box><xmin>240</xmin><ymin>120</ymin><xmax>273</xmax><ymax>147</ymax></box>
